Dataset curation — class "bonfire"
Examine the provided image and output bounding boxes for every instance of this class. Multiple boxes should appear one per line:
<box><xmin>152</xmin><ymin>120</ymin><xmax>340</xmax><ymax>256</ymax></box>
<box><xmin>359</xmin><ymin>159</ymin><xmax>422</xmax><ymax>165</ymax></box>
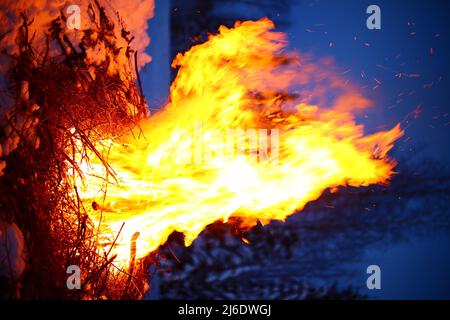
<box><xmin>0</xmin><ymin>1</ymin><xmax>402</xmax><ymax>300</ymax></box>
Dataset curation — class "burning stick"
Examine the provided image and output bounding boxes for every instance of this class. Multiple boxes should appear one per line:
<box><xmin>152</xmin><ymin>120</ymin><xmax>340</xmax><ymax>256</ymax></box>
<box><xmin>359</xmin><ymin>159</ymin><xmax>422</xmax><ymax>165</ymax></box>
<box><xmin>122</xmin><ymin>232</ymin><xmax>140</xmax><ymax>299</ymax></box>
<box><xmin>92</xmin><ymin>201</ymin><xmax>114</xmax><ymax>213</ymax></box>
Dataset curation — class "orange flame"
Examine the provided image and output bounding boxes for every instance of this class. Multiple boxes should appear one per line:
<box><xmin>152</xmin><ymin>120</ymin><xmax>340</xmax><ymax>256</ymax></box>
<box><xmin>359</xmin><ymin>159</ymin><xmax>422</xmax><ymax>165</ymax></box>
<box><xmin>68</xmin><ymin>19</ymin><xmax>403</xmax><ymax>265</ymax></box>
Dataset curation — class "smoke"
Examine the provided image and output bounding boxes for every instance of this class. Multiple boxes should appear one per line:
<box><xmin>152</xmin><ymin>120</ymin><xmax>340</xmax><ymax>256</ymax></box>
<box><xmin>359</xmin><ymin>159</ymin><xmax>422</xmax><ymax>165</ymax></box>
<box><xmin>0</xmin><ymin>0</ymin><xmax>155</xmax><ymax>70</ymax></box>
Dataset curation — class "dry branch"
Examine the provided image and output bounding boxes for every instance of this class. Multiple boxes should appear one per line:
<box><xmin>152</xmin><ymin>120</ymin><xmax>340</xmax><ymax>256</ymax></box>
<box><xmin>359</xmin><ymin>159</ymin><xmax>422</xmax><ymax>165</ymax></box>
<box><xmin>0</xmin><ymin>3</ymin><xmax>152</xmax><ymax>300</ymax></box>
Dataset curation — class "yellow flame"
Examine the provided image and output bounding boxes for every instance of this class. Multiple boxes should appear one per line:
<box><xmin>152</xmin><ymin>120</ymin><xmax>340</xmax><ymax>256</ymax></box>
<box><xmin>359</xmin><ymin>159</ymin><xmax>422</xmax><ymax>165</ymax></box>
<box><xmin>68</xmin><ymin>19</ymin><xmax>403</xmax><ymax>265</ymax></box>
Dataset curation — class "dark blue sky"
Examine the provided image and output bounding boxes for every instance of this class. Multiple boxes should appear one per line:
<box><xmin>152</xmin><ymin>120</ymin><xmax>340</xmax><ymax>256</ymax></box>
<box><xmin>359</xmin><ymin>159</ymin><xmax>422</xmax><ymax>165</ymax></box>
<box><xmin>285</xmin><ymin>0</ymin><xmax>450</xmax><ymax>162</ymax></box>
<box><xmin>281</xmin><ymin>0</ymin><xmax>450</xmax><ymax>298</ymax></box>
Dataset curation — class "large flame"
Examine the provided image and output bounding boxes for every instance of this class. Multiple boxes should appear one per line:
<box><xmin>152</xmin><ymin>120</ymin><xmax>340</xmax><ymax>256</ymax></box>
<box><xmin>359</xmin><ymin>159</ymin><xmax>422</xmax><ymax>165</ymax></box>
<box><xmin>69</xmin><ymin>19</ymin><xmax>403</xmax><ymax>264</ymax></box>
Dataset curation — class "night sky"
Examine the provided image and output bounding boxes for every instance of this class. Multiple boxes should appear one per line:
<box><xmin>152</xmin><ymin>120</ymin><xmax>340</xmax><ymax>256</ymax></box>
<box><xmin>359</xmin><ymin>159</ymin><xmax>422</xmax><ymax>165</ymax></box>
<box><xmin>285</xmin><ymin>1</ymin><xmax>450</xmax><ymax>298</ymax></box>
<box><xmin>285</xmin><ymin>0</ymin><xmax>450</xmax><ymax>163</ymax></box>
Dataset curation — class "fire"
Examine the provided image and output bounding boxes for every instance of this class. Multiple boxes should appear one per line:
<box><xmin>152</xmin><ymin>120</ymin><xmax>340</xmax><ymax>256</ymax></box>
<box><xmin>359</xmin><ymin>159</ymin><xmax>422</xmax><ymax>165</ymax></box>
<box><xmin>68</xmin><ymin>19</ymin><xmax>403</xmax><ymax>265</ymax></box>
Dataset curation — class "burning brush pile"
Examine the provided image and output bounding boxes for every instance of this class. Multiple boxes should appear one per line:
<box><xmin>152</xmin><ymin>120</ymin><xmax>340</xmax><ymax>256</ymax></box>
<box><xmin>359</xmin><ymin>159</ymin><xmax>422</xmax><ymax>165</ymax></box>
<box><xmin>1</xmin><ymin>1</ymin><xmax>403</xmax><ymax>300</ymax></box>
<box><xmin>0</xmin><ymin>1</ymin><xmax>152</xmax><ymax>299</ymax></box>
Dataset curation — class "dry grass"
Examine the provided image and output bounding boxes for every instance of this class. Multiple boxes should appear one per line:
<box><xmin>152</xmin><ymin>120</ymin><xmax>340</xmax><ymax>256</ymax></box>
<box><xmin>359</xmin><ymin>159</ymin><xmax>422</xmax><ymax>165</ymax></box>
<box><xmin>0</xmin><ymin>4</ymin><xmax>155</xmax><ymax>299</ymax></box>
